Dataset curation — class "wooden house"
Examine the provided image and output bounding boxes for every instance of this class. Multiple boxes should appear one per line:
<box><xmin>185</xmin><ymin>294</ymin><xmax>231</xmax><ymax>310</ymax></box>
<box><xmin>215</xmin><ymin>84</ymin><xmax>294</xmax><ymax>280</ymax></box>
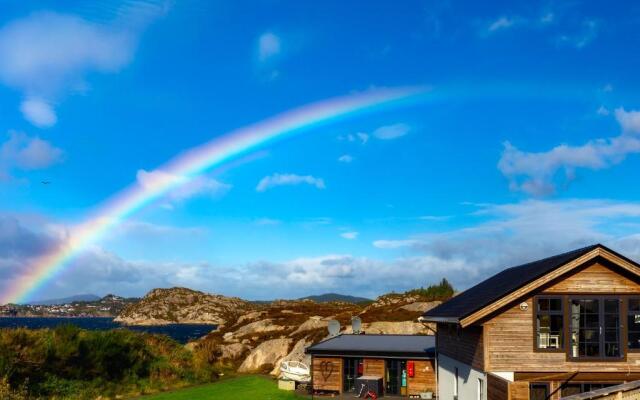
<box><xmin>306</xmin><ymin>334</ymin><xmax>437</xmax><ymax>396</ymax></box>
<box><xmin>422</xmin><ymin>244</ymin><xmax>640</xmax><ymax>400</ymax></box>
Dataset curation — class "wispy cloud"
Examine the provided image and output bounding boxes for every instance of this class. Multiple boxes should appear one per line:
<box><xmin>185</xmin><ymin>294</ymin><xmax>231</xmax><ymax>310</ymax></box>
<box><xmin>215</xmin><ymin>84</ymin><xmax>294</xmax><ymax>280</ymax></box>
<box><xmin>338</xmin><ymin>154</ymin><xmax>354</xmax><ymax>163</ymax></box>
<box><xmin>498</xmin><ymin>108</ymin><xmax>640</xmax><ymax>196</ymax></box>
<box><xmin>372</xmin><ymin>123</ymin><xmax>411</xmax><ymax>140</ymax></box>
<box><xmin>340</xmin><ymin>231</ymin><xmax>359</xmax><ymax>240</ymax></box>
<box><xmin>487</xmin><ymin>17</ymin><xmax>516</xmax><ymax>32</ymax></box>
<box><xmin>0</xmin><ymin>3</ymin><xmax>165</xmax><ymax>127</ymax></box>
<box><xmin>258</xmin><ymin>32</ymin><xmax>281</xmax><ymax>62</ymax></box>
<box><xmin>256</xmin><ymin>173</ymin><xmax>325</xmax><ymax>192</ymax></box>
<box><xmin>557</xmin><ymin>19</ymin><xmax>599</xmax><ymax>48</ymax></box>
<box><xmin>254</xmin><ymin>218</ymin><xmax>281</xmax><ymax>226</ymax></box>
<box><xmin>136</xmin><ymin>169</ymin><xmax>231</xmax><ymax>207</ymax></box>
<box><xmin>0</xmin><ymin>131</ymin><xmax>63</xmax><ymax>178</ymax></box>
<box><xmin>338</xmin><ymin>132</ymin><xmax>369</xmax><ymax>144</ymax></box>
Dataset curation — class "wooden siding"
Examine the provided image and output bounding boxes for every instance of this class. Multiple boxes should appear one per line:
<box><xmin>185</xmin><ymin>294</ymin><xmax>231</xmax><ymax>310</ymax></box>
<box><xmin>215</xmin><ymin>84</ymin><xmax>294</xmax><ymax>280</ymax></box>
<box><xmin>485</xmin><ymin>293</ymin><xmax>640</xmax><ymax>372</ymax></box>
<box><xmin>312</xmin><ymin>357</ymin><xmax>342</xmax><ymax>392</ymax></box>
<box><xmin>406</xmin><ymin>360</ymin><xmax>437</xmax><ymax>395</ymax></box>
<box><xmin>487</xmin><ymin>374</ymin><xmax>509</xmax><ymax>400</ymax></box>
<box><xmin>437</xmin><ymin>323</ymin><xmax>484</xmax><ymax>370</ymax></box>
<box><xmin>543</xmin><ymin>262</ymin><xmax>640</xmax><ymax>293</ymax></box>
<box><xmin>510</xmin><ymin>381</ymin><xmax>529</xmax><ymax>400</ymax></box>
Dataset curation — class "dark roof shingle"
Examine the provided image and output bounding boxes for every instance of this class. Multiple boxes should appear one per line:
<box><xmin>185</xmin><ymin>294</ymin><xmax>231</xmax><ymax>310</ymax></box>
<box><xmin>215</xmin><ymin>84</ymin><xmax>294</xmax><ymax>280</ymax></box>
<box><xmin>306</xmin><ymin>334</ymin><xmax>435</xmax><ymax>358</ymax></box>
<box><xmin>423</xmin><ymin>244</ymin><xmax>613</xmax><ymax>322</ymax></box>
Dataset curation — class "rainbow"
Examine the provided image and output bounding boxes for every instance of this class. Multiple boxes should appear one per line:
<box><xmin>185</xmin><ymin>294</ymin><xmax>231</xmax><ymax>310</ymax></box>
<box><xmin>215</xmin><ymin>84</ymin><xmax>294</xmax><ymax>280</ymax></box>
<box><xmin>4</xmin><ymin>87</ymin><xmax>425</xmax><ymax>304</ymax></box>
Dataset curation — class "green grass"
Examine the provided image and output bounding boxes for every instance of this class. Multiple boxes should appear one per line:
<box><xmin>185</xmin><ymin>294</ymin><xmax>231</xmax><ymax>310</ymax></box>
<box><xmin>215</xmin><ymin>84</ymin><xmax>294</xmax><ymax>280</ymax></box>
<box><xmin>137</xmin><ymin>375</ymin><xmax>306</xmax><ymax>400</ymax></box>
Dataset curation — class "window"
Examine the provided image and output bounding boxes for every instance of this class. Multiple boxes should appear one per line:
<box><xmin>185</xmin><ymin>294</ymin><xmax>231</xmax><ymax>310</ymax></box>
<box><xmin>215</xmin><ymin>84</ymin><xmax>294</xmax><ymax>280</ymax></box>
<box><xmin>629</xmin><ymin>298</ymin><xmax>640</xmax><ymax>350</ymax></box>
<box><xmin>561</xmin><ymin>383</ymin><xmax>621</xmax><ymax>397</ymax></box>
<box><xmin>569</xmin><ymin>298</ymin><xmax>622</xmax><ymax>359</ymax></box>
<box><xmin>536</xmin><ymin>297</ymin><xmax>563</xmax><ymax>350</ymax></box>
<box><xmin>478</xmin><ymin>378</ymin><xmax>484</xmax><ymax>400</ymax></box>
<box><xmin>530</xmin><ymin>383</ymin><xmax>549</xmax><ymax>400</ymax></box>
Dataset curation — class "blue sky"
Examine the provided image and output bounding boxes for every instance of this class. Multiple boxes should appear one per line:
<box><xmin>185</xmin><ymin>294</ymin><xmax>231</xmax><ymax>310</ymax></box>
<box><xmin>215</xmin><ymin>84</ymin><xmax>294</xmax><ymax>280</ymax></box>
<box><xmin>2</xmin><ymin>0</ymin><xmax>640</xmax><ymax>301</ymax></box>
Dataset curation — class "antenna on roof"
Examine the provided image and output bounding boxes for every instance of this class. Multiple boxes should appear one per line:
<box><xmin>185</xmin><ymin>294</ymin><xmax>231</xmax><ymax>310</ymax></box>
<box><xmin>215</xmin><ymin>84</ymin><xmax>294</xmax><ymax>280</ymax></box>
<box><xmin>351</xmin><ymin>316</ymin><xmax>362</xmax><ymax>334</ymax></box>
<box><xmin>328</xmin><ymin>320</ymin><xmax>340</xmax><ymax>337</ymax></box>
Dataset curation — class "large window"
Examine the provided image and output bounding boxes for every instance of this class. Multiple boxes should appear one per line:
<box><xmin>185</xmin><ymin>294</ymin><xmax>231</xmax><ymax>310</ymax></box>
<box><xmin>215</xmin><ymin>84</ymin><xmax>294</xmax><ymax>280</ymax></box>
<box><xmin>536</xmin><ymin>297</ymin><xmax>563</xmax><ymax>350</ymax></box>
<box><xmin>561</xmin><ymin>383</ymin><xmax>620</xmax><ymax>397</ymax></box>
<box><xmin>570</xmin><ymin>298</ymin><xmax>622</xmax><ymax>359</ymax></box>
<box><xmin>629</xmin><ymin>298</ymin><xmax>640</xmax><ymax>350</ymax></box>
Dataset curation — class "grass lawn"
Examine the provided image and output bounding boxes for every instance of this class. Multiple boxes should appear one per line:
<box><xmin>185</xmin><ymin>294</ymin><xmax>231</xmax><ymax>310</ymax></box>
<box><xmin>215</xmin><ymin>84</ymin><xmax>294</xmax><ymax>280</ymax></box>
<box><xmin>137</xmin><ymin>375</ymin><xmax>307</xmax><ymax>400</ymax></box>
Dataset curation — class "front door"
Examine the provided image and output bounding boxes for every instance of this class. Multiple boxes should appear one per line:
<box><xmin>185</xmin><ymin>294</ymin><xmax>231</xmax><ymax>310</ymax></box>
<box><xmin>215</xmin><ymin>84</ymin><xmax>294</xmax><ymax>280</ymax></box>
<box><xmin>343</xmin><ymin>358</ymin><xmax>363</xmax><ymax>393</ymax></box>
<box><xmin>385</xmin><ymin>359</ymin><xmax>407</xmax><ymax>395</ymax></box>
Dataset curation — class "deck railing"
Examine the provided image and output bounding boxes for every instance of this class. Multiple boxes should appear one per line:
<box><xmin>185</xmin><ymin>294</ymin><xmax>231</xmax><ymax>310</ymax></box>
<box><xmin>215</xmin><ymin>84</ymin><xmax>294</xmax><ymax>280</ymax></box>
<box><xmin>560</xmin><ymin>380</ymin><xmax>640</xmax><ymax>400</ymax></box>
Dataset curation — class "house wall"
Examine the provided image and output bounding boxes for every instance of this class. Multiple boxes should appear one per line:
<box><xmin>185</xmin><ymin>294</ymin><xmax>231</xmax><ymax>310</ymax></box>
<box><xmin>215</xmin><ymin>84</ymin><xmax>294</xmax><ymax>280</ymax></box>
<box><xmin>312</xmin><ymin>357</ymin><xmax>342</xmax><ymax>392</ymax></box>
<box><xmin>311</xmin><ymin>356</ymin><xmax>436</xmax><ymax>396</ymax></box>
<box><xmin>407</xmin><ymin>360</ymin><xmax>437</xmax><ymax>395</ymax></box>
<box><xmin>484</xmin><ymin>262</ymin><xmax>640</xmax><ymax>373</ymax></box>
<box><xmin>437</xmin><ymin>323</ymin><xmax>484</xmax><ymax>370</ymax></box>
<box><xmin>438</xmin><ymin>353</ymin><xmax>487</xmax><ymax>400</ymax></box>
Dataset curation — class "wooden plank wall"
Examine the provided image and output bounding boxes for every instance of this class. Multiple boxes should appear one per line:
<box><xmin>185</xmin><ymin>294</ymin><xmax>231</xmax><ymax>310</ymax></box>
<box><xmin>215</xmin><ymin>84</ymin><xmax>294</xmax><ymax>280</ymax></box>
<box><xmin>484</xmin><ymin>262</ymin><xmax>640</xmax><ymax>372</ymax></box>
<box><xmin>544</xmin><ymin>262</ymin><xmax>640</xmax><ymax>293</ymax></box>
<box><xmin>510</xmin><ymin>381</ymin><xmax>529</xmax><ymax>400</ymax></box>
<box><xmin>312</xmin><ymin>357</ymin><xmax>342</xmax><ymax>393</ymax></box>
<box><xmin>437</xmin><ymin>323</ymin><xmax>484</xmax><ymax>370</ymax></box>
<box><xmin>487</xmin><ymin>374</ymin><xmax>509</xmax><ymax>400</ymax></box>
<box><xmin>406</xmin><ymin>360</ymin><xmax>437</xmax><ymax>395</ymax></box>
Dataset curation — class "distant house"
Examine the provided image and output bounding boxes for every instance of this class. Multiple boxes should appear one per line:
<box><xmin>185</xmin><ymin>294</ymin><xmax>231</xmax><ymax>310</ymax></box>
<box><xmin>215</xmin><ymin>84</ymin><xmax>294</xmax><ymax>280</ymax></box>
<box><xmin>422</xmin><ymin>244</ymin><xmax>640</xmax><ymax>400</ymax></box>
<box><xmin>306</xmin><ymin>334</ymin><xmax>437</xmax><ymax>396</ymax></box>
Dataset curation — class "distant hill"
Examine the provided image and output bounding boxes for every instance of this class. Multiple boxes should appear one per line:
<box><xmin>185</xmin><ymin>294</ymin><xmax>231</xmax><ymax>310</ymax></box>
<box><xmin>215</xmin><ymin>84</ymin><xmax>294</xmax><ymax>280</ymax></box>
<box><xmin>26</xmin><ymin>294</ymin><xmax>101</xmax><ymax>306</ymax></box>
<box><xmin>299</xmin><ymin>293</ymin><xmax>372</xmax><ymax>304</ymax></box>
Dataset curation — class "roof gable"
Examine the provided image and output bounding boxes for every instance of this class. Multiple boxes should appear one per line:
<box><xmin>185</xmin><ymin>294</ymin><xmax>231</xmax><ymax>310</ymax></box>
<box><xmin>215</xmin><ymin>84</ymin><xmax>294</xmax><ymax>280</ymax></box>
<box><xmin>423</xmin><ymin>244</ymin><xmax>640</xmax><ymax>327</ymax></box>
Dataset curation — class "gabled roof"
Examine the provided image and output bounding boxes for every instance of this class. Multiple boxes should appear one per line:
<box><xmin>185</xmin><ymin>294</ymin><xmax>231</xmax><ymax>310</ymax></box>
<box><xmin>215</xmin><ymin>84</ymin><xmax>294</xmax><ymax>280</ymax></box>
<box><xmin>306</xmin><ymin>334</ymin><xmax>435</xmax><ymax>359</ymax></box>
<box><xmin>423</xmin><ymin>244</ymin><xmax>640</xmax><ymax>327</ymax></box>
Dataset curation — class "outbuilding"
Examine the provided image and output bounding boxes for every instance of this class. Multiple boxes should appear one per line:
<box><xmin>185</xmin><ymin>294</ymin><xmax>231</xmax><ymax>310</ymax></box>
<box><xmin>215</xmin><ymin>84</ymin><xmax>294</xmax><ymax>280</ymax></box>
<box><xmin>305</xmin><ymin>334</ymin><xmax>436</xmax><ymax>397</ymax></box>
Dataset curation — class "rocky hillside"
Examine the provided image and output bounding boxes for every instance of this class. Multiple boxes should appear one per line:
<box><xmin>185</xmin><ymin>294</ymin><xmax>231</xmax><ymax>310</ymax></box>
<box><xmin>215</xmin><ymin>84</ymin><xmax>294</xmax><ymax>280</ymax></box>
<box><xmin>114</xmin><ymin>287</ymin><xmax>253</xmax><ymax>326</ymax></box>
<box><xmin>190</xmin><ymin>293</ymin><xmax>441</xmax><ymax>376</ymax></box>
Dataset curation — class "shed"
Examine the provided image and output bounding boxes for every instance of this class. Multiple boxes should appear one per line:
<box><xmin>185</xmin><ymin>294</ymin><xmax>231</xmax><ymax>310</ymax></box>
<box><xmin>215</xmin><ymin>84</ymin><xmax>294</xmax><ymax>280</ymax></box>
<box><xmin>306</xmin><ymin>334</ymin><xmax>436</xmax><ymax>397</ymax></box>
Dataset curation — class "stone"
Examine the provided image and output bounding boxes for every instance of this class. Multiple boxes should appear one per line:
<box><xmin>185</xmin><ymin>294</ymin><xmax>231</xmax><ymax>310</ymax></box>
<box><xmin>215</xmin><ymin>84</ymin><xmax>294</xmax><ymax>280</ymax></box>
<box><xmin>238</xmin><ymin>338</ymin><xmax>293</xmax><ymax>372</ymax></box>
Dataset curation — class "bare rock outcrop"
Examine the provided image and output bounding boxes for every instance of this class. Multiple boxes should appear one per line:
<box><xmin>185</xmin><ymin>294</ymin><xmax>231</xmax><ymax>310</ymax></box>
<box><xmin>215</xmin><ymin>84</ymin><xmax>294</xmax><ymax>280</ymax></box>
<box><xmin>270</xmin><ymin>338</ymin><xmax>311</xmax><ymax>376</ymax></box>
<box><xmin>237</xmin><ymin>338</ymin><xmax>293</xmax><ymax>372</ymax></box>
<box><xmin>114</xmin><ymin>287</ymin><xmax>253</xmax><ymax>326</ymax></box>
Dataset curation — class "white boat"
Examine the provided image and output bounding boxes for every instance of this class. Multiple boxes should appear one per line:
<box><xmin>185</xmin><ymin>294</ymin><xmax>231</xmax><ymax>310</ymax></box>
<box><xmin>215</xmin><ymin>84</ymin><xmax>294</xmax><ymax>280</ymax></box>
<box><xmin>280</xmin><ymin>360</ymin><xmax>311</xmax><ymax>383</ymax></box>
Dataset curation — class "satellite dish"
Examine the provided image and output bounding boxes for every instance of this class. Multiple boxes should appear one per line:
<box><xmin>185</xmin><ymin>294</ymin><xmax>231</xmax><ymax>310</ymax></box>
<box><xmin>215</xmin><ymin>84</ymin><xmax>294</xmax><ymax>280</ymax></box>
<box><xmin>328</xmin><ymin>320</ymin><xmax>340</xmax><ymax>337</ymax></box>
<box><xmin>352</xmin><ymin>316</ymin><xmax>362</xmax><ymax>334</ymax></box>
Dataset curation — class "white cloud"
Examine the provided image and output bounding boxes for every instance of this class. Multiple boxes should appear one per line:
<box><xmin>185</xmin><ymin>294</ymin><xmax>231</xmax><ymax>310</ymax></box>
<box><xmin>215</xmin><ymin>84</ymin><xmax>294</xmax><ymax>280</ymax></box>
<box><xmin>20</xmin><ymin>98</ymin><xmax>57</xmax><ymax>128</ymax></box>
<box><xmin>256</xmin><ymin>173</ymin><xmax>325</xmax><ymax>192</ymax></box>
<box><xmin>373</xmin><ymin>239</ymin><xmax>420</xmax><ymax>249</ymax></box>
<box><xmin>258</xmin><ymin>32</ymin><xmax>281</xmax><ymax>62</ymax></box>
<box><xmin>338</xmin><ymin>154</ymin><xmax>354</xmax><ymax>163</ymax></box>
<box><xmin>603</xmin><ymin>84</ymin><xmax>614</xmax><ymax>92</ymax></box>
<box><xmin>616</xmin><ymin>108</ymin><xmax>640</xmax><ymax>133</ymax></box>
<box><xmin>597</xmin><ymin>106</ymin><xmax>610</xmax><ymax>116</ymax></box>
<box><xmin>136</xmin><ymin>169</ymin><xmax>231</xmax><ymax>206</ymax></box>
<box><xmin>7</xmin><ymin>197</ymin><xmax>640</xmax><ymax>300</ymax></box>
<box><xmin>0</xmin><ymin>131</ymin><xmax>63</xmax><ymax>175</ymax></box>
<box><xmin>498</xmin><ymin>108</ymin><xmax>640</xmax><ymax>195</ymax></box>
<box><xmin>0</xmin><ymin>5</ymin><xmax>163</xmax><ymax>126</ymax></box>
<box><xmin>338</xmin><ymin>132</ymin><xmax>369</xmax><ymax>144</ymax></box>
<box><xmin>487</xmin><ymin>17</ymin><xmax>515</xmax><ymax>32</ymax></box>
<box><xmin>372</xmin><ymin>123</ymin><xmax>411</xmax><ymax>140</ymax></box>
<box><xmin>340</xmin><ymin>231</ymin><xmax>359</xmax><ymax>240</ymax></box>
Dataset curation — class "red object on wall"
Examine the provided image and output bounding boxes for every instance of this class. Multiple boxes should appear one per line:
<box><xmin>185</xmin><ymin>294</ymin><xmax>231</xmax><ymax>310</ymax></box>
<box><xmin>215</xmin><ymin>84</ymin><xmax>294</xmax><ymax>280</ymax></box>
<box><xmin>407</xmin><ymin>361</ymin><xmax>415</xmax><ymax>377</ymax></box>
<box><xmin>357</xmin><ymin>360</ymin><xmax>363</xmax><ymax>375</ymax></box>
